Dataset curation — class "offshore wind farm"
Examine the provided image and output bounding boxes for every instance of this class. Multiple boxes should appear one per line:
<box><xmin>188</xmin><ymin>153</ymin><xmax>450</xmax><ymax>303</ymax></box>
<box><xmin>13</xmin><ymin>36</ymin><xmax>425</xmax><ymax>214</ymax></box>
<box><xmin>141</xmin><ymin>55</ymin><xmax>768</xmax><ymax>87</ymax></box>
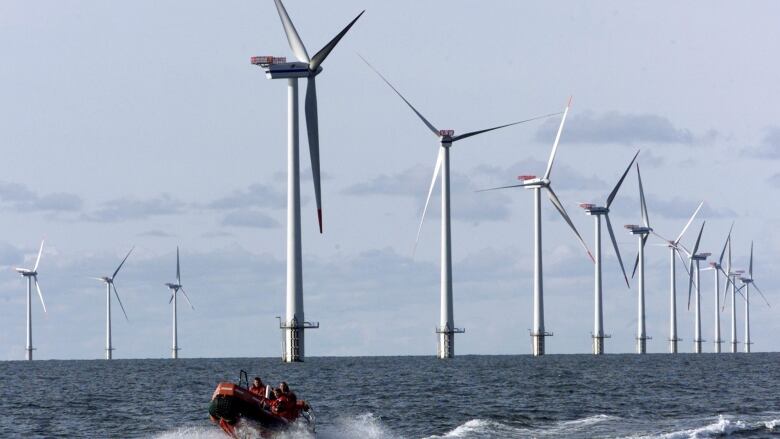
<box><xmin>3</xmin><ymin>0</ymin><xmax>780</xmax><ymax>438</ymax></box>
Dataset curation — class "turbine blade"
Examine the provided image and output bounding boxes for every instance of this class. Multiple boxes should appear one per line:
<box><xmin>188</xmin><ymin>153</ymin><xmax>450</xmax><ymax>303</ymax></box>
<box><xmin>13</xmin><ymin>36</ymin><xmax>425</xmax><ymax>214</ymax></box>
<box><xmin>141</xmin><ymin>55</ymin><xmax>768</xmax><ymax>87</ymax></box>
<box><xmin>606</xmin><ymin>150</ymin><xmax>640</xmax><ymax>209</ymax></box>
<box><xmin>113</xmin><ymin>284</ymin><xmax>129</xmax><ymax>321</ymax></box>
<box><xmin>674</xmin><ymin>201</ymin><xmax>704</xmax><ymax>245</ymax></box>
<box><xmin>358</xmin><ymin>54</ymin><xmax>439</xmax><ymax>137</ymax></box>
<box><xmin>605</xmin><ymin>214</ymin><xmax>630</xmax><ymax>288</ymax></box>
<box><xmin>727</xmin><ymin>232</ymin><xmax>732</xmax><ymax>272</ymax></box>
<box><xmin>34</xmin><ymin>276</ymin><xmax>47</xmax><ymax>314</ymax></box>
<box><xmin>691</xmin><ymin>221</ymin><xmax>705</xmax><ymax>256</ymax></box>
<box><xmin>180</xmin><ymin>287</ymin><xmax>195</xmax><ymax>310</ymax></box>
<box><xmin>546</xmin><ymin>186</ymin><xmax>594</xmax><ymax>262</ymax></box>
<box><xmin>176</xmin><ymin>246</ymin><xmax>181</xmax><ymax>285</ymax></box>
<box><xmin>687</xmin><ymin>260</ymin><xmax>695</xmax><ymax>310</ymax></box>
<box><xmin>650</xmin><ymin>230</ymin><xmax>672</xmax><ymax>243</ymax></box>
<box><xmin>720</xmin><ymin>268</ymin><xmax>736</xmax><ymax>311</ymax></box>
<box><xmin>749</xmin><ymin>241</ymin><xmax>754</xmax><ymax>278</ymax></box>
<box><xmin>169</xmin><ymin>293</ymin><xmax>174</xmax><ymax>304</ymax></box>
<box><xmin>476</xmin><ymin>182</ymin><xmax>533</xmax><ymax>192</ymax></box>
<box><xmin>309</xmin><ymin>10</ymin><xmax>364</xmax><ymax>71</ymax></box>
<box><xmin>450</xmin><ymin>112</ymin><xmax>561</xmax><ymax>143</ymax></box>
<box><xmin>630</xmin><ymin>234</ymin><xmax>650</xmax><ymax>279</ymax></box>
<box><xmin>752</xmin><ymin>282</ymin><xmax>770</xmax><ymax>307</ymax></box>
<box><xmin>636</xmin><ymin>163</ymin><xmax>650</xmax><ymax>228</ymax></box>
<box><xmin>33</xmin><ymin>240</ymin><xmax>44</xmax><ymax>272</ymax></box>
<box><xmin>413</xmin><ymin>149</ymin><xmax>443</xmax><ymax>256</ymax></box>
<box><xmin>675</xmin><ymin>248</ymin><xmax>690</xmax><ymax>277</ymax></box>
<box><xmin>630</xmin><ymin>251</ymin><xmax>639</xmax><ymax>279</ymax></box>
<box><xmin>305</xmin><ymin>76</ymin><xmax>323</xmax><ymax>233</ymax></box>
<box><xmin>112</xmin><ymin>247</ymin><xmax>134</xmax><ymax>280</ymax></box>
<box><xmin>718</xmin><ymin>221</ymin><xmax>734</xmax><ymax>266</ymax></box>
<box><xmin>272</xmin><ymin>0</ymin><xmax>310</xmax><ymax>63</ymax></box>
<box><xmin>543</xmin><ymin>97</ymin><xmax>572</xmax><ymax>180</ymax></box>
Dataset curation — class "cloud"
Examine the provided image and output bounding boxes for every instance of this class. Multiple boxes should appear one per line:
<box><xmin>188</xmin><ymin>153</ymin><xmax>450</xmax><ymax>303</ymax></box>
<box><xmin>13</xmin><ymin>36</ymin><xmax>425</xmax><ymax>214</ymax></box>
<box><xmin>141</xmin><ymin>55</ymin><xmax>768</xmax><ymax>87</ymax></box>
<box><xmin>343</xmin><ymin>165</ymin><xmax>512</xmax><ymax>223</ymax></box>
<box><xmin>535</xmin><ymin>111</ymin><xmax>697</xmax><ymax>145</ymax></box>
<box><xmin>137</xmin><ymin>230</ymin><xmax>175</xmax><ymax>238</ymax></box>
<box><xmin>472</xmin><ymin>159</ymin><xmax>607</xmax><ymax>191</ymax></box>
<box><xmin>0</xmin><ymin>181</ymin><xmax>83</xmax><ymax>212</ymax></box>
<box><xmin>207</xmin><ymin>183</ymin><xmax>285</xmax><ymax>210</ymax></box>
<box><xmin>743</xmin><ymin>126</ymin><xmax>780</xmax><ymax>159</ymax></box>
<box><xmin>221</xmin><ymin>210</ymin><xmax>280</xmax><ymax>228</ymax></box>
<box><xmin>82</xmin><ymin>194</ymin><xmax>185</xmax><ymax>222</ymax></box>
<box><xmin>0</xmin><ymin>242</ymin><xmax>23</xmax><ymax>267</ymax></box>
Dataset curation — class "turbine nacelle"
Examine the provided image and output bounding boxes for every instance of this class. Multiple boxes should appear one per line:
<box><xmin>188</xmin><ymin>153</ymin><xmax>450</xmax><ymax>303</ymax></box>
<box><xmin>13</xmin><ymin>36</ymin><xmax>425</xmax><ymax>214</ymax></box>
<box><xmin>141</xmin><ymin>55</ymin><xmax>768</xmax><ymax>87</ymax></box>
<box><xmin>579</xmin><ymin>203</ymin><xmax>608</xmax><ymax>215</ymax></box>
<box><xmin>15</xmin><ymin>268</ymin><xmax>37</xmax><ymax>276</ymax></box>
<box><xmin>517</xmin><ymin>175</ymin><xmax>549</xmax><ymax>188</ymax></box>
<box><xmin>165</xmin><ymin>283</ymin><xmax>182</xmax><ymax>290</ymax></box>
<box><xmin>254</xmin><ymin>59</ymin><xmax>322</xmax><ymax>79</ymax></box>
<box><xmin>691</xmin><ymin>253</ymin><xmax>710</xmax><ymax>261</ymax></box>
<box><xmin>625</xmin><ymin>224</ymin><xmax>652</xmax><ymax>235</ymax></box>
<box><xmin>438</xmin><ymin>130</ymin><xmax>455</xmax><ymax>144</ymax></box>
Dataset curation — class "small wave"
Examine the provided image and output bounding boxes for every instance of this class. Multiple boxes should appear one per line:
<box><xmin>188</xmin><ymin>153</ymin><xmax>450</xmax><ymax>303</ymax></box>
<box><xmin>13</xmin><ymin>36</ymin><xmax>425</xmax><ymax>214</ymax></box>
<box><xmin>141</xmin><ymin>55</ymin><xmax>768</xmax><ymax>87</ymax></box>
<box><xmin>552</xmin><ymin>414</ymin><xmax>620</xmax><ymax>430</ymax></box>
<box><xmin>317</xmin><ymin>412</ymin><xmax>398</xmax><ymax>439</ymax></box>
<box><xmin>435</xmin><ymin>418</ymin><xmax>529</xmax><ymax>438</ymax></box>
<box><xmin>630</xmin><ymin>414</ymin><xmax>771</xmax><ymax>439</ymax></box>
<box><xmin>151</xmin><ymin>425</ymin><xmax>226</xmax><ymax>439</ymax></box>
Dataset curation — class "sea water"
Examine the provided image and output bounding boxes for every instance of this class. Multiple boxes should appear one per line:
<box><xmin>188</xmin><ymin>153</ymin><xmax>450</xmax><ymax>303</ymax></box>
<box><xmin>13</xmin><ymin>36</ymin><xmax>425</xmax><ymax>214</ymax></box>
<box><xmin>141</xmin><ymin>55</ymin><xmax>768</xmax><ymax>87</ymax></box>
<box><xmin>1</xmin><ymin>354</ymin><xmax>779</xmax><ymax>438</ymax></box>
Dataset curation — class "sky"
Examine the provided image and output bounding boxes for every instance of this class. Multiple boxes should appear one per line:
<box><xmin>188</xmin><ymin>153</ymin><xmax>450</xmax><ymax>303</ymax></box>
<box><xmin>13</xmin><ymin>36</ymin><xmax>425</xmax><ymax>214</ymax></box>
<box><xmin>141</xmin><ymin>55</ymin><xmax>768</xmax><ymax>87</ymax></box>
<box><xmin>1</xmin><ymin>1</ymin><xmax>780</xmax><ymax>360</ymax></box>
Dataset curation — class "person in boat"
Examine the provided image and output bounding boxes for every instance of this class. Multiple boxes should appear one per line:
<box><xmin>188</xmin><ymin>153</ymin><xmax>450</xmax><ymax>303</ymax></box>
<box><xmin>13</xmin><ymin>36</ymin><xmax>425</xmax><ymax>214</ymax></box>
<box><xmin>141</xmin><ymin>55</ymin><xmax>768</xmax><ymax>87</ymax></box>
<box><xmin>270</xmin><ymin>388</ymin><xmax>289</xmax><ymax>415</ymax></box>
<box><xmin>249</xmin><ymin>377</ymin><xmax>265</xmax><ymax>396</ymax></box>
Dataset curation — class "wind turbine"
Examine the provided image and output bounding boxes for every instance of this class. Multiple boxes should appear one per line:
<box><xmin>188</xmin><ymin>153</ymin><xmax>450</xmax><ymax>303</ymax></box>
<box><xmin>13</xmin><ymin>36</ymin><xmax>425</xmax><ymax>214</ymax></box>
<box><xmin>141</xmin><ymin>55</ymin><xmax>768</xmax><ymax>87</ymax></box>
<box><xmin>166</xmin><ymin>247</ymin><xmax>194</xmax><ymax>359</ymax></box>
<box><xmin>624</xmin><ymin>164</ymin><xmax>652</xmax><ymax>354</ymax></box>
<box><xmin>93</xmin><ymin>247</ymin><xmax>132</xmax><ymax>360</ymax></box>
<box><xmin>739</xmin><ymin>242</ymin><xmax>770</xmax><ymax>353</ymax></box>
<box><xmin>360</xmin><ymin>58</ymin><xmax>558</xmax><ymax>359</ymax></box>
<box><xmin>725</xmin><ymin>237</ymin><xmax>741</xmax><ymax>353</ymax></box>
<box><xmin>251</xmin><ymin>0</ymin><xmax>363</xmax><ymax>362</ymax></box>
<box><xmin>701</xmin><ymin>224</ymin><xmax>735</xmax><ymax>353</ymax></box>
<box><xmin>481</xmin><ymin>98</ymin><xmax>594</xmax><ymax>356</ymax></box>
<box><xmin>649</xmin><ymin>202</ymin><xmax>703</xmax><ymax>353</ymax></box>
<box><xmin>685</xmin><ymin>222</ymin><xmax>708</xmax><ymax>354</ymax></box>
<box><xmin>578</xmin><ymin>151</ymin><xmax>638</xmax><ymax>355</ymax></box>
<box><xmin>14</xmin><ymin>240</ymin><xmax>47</xmax><ymax>361</ymax></box>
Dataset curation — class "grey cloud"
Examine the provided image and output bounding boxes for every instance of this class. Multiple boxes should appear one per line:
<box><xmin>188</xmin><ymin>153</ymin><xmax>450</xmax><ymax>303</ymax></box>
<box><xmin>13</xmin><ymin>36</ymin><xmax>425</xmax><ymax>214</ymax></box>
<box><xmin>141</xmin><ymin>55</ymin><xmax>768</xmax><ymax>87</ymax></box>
<box><xmin>207</xmin><ymin>183</ymin><xmax>285</xmax><ymax>210</ymax></box>
<box><xmin>616</xmin><ymin>195</ymin><xmax>735</xmax><ymax>221</ymax></box>
<box><xmin>0</xmin><ymin>181</ymin><xmax>83</xmax><ymax>212</ymax></box>
<box><xmin>743</xmin><ymin>126</ymin><xmax>780</xmax><ymax>159</ymax></box>
<box><xmin>768</xmin><ymin>173</ymin><xmax>780</xmax><ymax>187</ymax></box>
<box><xmin>82</xmin><ymin>194</ymin><xmax>185</xmax><ymax>222</ymax></box>
<box><xmin>0</xmin><ymin>242</ymin><xmax>23</xmax><ymax>266</ymax></box>
<box><xmin>535</xmin><ymin>111</ymin><xmax>696</xmax><ymax>145</ymax></box>
<box><xmin>343</xmin><ymin>165</ymin><xmax>512</xmax><ymax>223</ymax></box>
<box><xmin>221</xmin><ymin>210</ymin><xmax>280</xmax><ymax>228</ymax></box>
<box><xmin>137</xmin><ymin>230</ymin><xmax>175</xmax><ymax>238</ymax></box>
<box><xmin>473</xmin><ymin>159</ymin><xmax>607</xmax><ymax>191</ymax></box>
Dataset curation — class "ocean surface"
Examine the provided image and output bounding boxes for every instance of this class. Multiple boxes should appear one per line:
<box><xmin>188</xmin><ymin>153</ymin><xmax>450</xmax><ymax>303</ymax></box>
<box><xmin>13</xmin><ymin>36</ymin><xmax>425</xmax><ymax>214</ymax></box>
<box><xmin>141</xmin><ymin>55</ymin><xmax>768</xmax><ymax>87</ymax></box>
<box><xmin>2</xmin><ymin>354</ymin><xmax>780</xmax><ymax>438</ymax></box>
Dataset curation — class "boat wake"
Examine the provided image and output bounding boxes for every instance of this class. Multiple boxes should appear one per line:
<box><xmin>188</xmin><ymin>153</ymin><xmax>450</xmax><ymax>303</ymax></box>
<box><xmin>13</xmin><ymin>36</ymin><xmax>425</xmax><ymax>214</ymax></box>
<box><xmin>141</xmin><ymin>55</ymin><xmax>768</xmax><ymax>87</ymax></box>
<box><xmin>150</xmin><ymin>413</ymin><xmax>780</xmax><ymax>439</ymax></box>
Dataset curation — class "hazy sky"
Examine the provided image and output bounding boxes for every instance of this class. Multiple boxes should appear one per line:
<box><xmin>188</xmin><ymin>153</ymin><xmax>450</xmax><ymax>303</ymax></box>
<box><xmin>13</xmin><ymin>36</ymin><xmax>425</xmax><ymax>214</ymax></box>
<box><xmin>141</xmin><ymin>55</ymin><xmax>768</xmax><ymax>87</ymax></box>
<box><xmin>1</xmin><ymin>1</ymin><xmax>780</xmax><ymax>360</ymax></box>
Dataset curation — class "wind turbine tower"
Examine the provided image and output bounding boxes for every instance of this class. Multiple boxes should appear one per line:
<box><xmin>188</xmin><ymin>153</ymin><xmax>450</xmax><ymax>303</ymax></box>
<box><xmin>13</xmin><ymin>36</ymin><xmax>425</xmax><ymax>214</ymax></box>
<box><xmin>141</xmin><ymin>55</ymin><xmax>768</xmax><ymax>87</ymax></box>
<box><xmin>14</xmin><ymin>241</ymin><xmax>47</xmax><ymax>361</ymax></box>
<box><xmin>360</xmin><ymin>58</ymin><xmax>557</xmax><ymax>359</ymax></box>
<box><xmin>93</xmin><ymin>247</ymin><xmax>132</xmax><ymax>360</ymax></box>
<box><xmin>625</xmin><ymin>164</ymin><xmax>652</xmax><ymax>354</ymax></box>
<box><xmin>702</xmin><ymin>224</ymin><xmax>733</xmax><ymax>353</ymax></box>
<box><xmin>166</xmin><ymin>247</ymin><xmax>194</xmax><ymax>359</ymax></box>
<box><xmin>739</xmin><ymin>242</ymin><xmax>770</xmax><ymax>353</ymax></box>
<box><xmin>649</xmin><ymin>202</ymin><xmax>702</xmax><ymax>353</ymax></box>
<box><xmin>252</xmin><ymin>0</ymin><xmax>363</xmax><ymax>361</ymax></box>
<box><xmin>578</xmin><ymin>151</ymin><xmax>637</xmax><ymax>354</ymax></box>
<box><xmin>482</xmin><ymin>98</ymin><xmax>593</xmax><ymax>356</ymax></box>
<box><xmin>685</xmin><ymin>221</ymin><xmax>707</xmax><ymax>354</ymax></box>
